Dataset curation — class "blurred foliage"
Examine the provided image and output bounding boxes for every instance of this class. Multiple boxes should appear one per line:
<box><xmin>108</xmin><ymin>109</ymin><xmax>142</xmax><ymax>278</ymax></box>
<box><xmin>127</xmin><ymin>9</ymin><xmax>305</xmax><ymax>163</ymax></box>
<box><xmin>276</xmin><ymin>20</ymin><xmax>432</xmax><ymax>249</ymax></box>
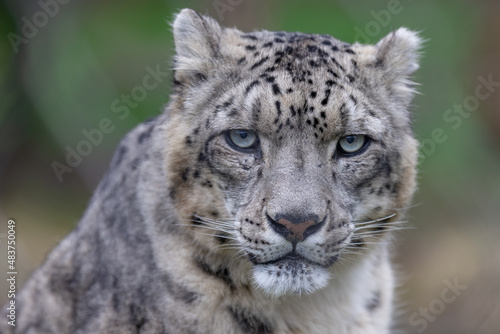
<box><xmin>0</xmin><ymin>0</ymin><xmax>499</xmax><ymax>333</ymax></box>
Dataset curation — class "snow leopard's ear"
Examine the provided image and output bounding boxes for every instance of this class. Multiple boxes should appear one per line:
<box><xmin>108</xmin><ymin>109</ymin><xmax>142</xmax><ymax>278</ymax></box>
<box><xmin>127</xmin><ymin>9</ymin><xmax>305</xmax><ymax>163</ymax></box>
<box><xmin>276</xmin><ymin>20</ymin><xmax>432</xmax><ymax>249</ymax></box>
<box><xmin>172</xmin><ymin>9</ymin><xmax>222</xmax><ymax>85</ymax></box>
<box><xmin>375</xmin><ymin>28</ymin><xmax>423</xmax><ymax>103</ymax></box>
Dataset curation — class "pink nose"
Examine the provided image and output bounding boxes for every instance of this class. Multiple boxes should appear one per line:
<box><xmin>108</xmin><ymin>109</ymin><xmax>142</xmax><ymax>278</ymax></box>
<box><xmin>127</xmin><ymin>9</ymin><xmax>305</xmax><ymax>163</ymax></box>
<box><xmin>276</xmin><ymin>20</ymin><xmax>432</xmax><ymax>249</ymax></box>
<box><xmin>268</xmin><ymin>214</ymin><xmax>325</xmax><ymax>242</ymax></box>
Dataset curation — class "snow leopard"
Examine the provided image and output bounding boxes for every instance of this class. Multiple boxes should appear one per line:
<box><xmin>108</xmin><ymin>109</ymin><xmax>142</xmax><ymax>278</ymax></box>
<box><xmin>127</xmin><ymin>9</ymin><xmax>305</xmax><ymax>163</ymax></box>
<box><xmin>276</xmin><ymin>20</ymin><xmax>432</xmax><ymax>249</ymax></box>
<box><xmin>1</xmin><ymin>8</ymin><xmax>422</xmax><ymax>334</ymax></box>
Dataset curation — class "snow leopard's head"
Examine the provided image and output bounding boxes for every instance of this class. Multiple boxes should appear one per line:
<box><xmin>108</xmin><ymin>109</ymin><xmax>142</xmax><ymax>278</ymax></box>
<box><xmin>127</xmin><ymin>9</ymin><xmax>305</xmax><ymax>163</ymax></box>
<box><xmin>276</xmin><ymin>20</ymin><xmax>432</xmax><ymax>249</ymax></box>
<box><xmin>165</xmin><ymin>9</ymin><xmax>421</xmax><ymax>296</ymax></box>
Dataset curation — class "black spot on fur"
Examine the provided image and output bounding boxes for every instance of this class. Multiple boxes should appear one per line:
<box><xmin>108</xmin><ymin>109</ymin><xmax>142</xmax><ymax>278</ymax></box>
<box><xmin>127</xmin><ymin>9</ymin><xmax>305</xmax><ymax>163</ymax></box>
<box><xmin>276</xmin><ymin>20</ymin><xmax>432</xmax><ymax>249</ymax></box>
<box><xmin>275</xmin><ymin>101</ymin><xmax>282</xmax><ymax>116</ymax></box>
<box><xmin>245</xmin><ymin>80</ymin><xmax>261</xmax><ymax>94</ymax></box>
<box><xmin>201</xmin><ymin>179</ymin><xmax>213</xmax><ymax>188</ymax></box>
<box><xmin>350</xmin><ymin>95</ymin><xmax>357</xmax><ymax>104</ymax></box>
<box><xmin>321</xmin><ymin>89</ymin><xmax>331</xmax><ymax>106</ymax></box>
<box><xmin>339</xmin><ymin>103</ymin><xmax>348</xmax><ymax>129</ymax></box>
<box><xmin>130</xmin><ymin>157</ymin><xmax>142</xmax><ymax>171</ymax></box>
<box><xmin>245</xmin><ymin>45</ymin><xmax>256</xmax><ymax>51</ymax></box>
<box><xmin>264</xmin><ymin>66</ymin><xmax>276</xmax><ymax>72</ymax></box>
<box><xmin>161</xmin><ymin>273</ymin><xmax>199</xmax><ymax>304</ymax></box>
<box><xmin>193</xmin><ymin>169</ymin><xmax>200</xmax><ymax>179</ymax></box>
<box><xmin>310</xmin><ymin>91</ymin><xmax>317</xmax><ymax>98</ymax></box>
<box><xmin>138</xmin><ymin>125</ymin><xmax>154</xmax><ymax>144</ymax></box>
<box><xmin>274</xmin><ymin>38</ymin><xmax>284</xmax><ymax>43</ymax></box>
<box><xmin>367</xmin><ymin>290</ymin><xmax>381</xmax><ymax>312</ymax></box>
<box><xmin>313</xmin><ymin>117</ymin><xmax>320</xmax><ymax>127</ymax></box>
<box><xmin>263</xmin><ymin>41</ymin><xmax>273</xmax><ymax>48</ymax></box>
<box><xmin>272</xmin><ymin>83</ymin><xmax>281</xmax><ymax>95</ymax></box>
<box><xmin>169</xmin><ymin>187</ymin><xmax>176</xmax><ymax>200</ymax></box>
<box><xmin>250</xmin><ymin>56</ymin><xmax>270</xmax><ymax>70</ymax></box>
<box><xmin>181</xmin><ymin>168</ymin><xmax>189</xmax><ymax>182</ymax></box>
<box><xmin>130</xmin><ymin>304</ymin><xmax>147</xmax><ymax>330</ymax></box>
<box><xmin>327</xmin><ymin>69</ymin><xmax>339</xmax><ymax>79</ymax></box>
<box><xmin>228</xmin><ymin>108</ymin><xmax>239</xmax><ymax>117</ymax></box>
<box><xmin>331</xmin><ymin>57</ymin><xmax>345</xmax><ymax>72</ymax></box>
<box><xmin>322</xmin><ymin>40</ymin><xmax>332</xmax><ymax>45</ymax></box>
<box><xmin>195</xmin><ymin>256</ymin><xmax>235</xmax><ymax>290</ymax></box>
<box><xmin>252</xmin><ymin>100</ymin><xmax>262</xmax><ymax>122</ymax></box>
<box><xmin>112</xmin><ymin>145</ymin><xmax>127</xmax><ymax>169</ymax></box>
<box><xmin>307</xmin><ymin>45</ymin><xmax>318</xmax><ymax>52</ymax></box>
<box><xmin>185</xmin><ymin>136</ymin><xmax>192</xmax><ymax>146</ymax></box>
<box><xmin>229</xmin><ymin>307</ymin><xmax>272</xmax><ymax>334</ymax></box>
<box><xmin>345</xmin><ymin>48</ymin><xmax>355</xmax><ymax>54</ymax></box>
<box><xmin>242</xmin><ymin>34</ymin><xmax>258</xmax><ymax>41</ymax></box>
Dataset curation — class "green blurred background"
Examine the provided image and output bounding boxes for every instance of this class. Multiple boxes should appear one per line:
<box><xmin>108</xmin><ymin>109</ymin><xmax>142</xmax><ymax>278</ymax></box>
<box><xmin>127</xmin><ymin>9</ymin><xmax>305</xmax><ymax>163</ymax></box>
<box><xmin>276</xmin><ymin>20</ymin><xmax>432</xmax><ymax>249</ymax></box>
<box><xmin>0</xmin><ymin>0</ymin><xmax>499</xmax><ymax>333</ymax></box>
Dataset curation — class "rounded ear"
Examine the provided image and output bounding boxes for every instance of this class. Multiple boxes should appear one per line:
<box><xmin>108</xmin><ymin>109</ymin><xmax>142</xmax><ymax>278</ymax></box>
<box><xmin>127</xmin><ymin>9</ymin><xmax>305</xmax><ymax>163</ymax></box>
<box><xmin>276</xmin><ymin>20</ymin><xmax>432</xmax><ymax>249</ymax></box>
<box><xmin>172</xmin><ymin>9</ymin><xmax>223</xmax><ymax>85</ymax></box>
<box><xmin>375</xmin><ymin>28</ymin><xmax>423</xmax><ymax>103</ymax></box>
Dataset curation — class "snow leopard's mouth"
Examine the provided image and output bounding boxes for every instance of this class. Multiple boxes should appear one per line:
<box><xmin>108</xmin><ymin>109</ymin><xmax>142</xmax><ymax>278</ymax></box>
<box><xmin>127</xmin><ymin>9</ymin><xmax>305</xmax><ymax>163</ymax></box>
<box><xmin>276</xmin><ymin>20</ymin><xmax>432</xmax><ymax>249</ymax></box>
<box><xmin>257</xmin><ymin>251</ymin><xmax>339</xmax><ymax>268</ymax></box>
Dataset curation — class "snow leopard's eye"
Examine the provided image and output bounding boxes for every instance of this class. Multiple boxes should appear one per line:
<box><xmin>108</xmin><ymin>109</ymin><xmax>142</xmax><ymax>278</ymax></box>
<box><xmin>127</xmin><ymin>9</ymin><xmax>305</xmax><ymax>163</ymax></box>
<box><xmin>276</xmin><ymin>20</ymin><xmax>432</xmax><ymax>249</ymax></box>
<box><xmin>337</xmin><ymin>135</ymin><xmax>369</xmax><ymax>156</ymax></box>
<box><xmin>226</xmin><ymin>129</ymin><xmax>259</xmax><ymax>151</ymax></box>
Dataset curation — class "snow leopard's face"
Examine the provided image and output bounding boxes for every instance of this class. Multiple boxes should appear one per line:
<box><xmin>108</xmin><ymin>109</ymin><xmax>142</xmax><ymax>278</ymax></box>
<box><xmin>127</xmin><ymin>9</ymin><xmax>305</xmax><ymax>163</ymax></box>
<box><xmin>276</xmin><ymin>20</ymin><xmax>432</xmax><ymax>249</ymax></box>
<box><xmin>166</xmin><ymin>10</ymin><xmax>420</xmax><ymax>296</ymax></box>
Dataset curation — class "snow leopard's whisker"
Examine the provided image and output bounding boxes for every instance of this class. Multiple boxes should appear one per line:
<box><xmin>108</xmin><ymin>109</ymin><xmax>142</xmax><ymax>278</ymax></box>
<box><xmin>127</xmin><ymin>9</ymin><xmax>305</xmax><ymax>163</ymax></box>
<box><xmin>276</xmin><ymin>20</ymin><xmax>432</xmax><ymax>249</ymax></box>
<box><xmin>335</xmin><ymin>259</ymin><xmax>350</xmax><ymax>270</ymax></box>
<box><xmin>229</xmin><ymin>250</ymin><xmax>249</xmax><ymax>263</ymax></box>
<box><xmin>192</xmin><ymin>215</ymin><xmax>236</xmax><ymax>222</ymax></box>
<box><xmin>355</xmin><ymin>226</ymin><xmax>413</xmax><ymax>235</ymax></box>
<box><xmin>349</xmin><ymin>241</ymin><xmax>391</xmax><ymax>246</ymax></box>
<box><xmin>215</xmin><ymin>245</ymin><xmax>241</xmax><ymax>251</ymax></box>
<box><xmin>358</xmin><ymin>228</ymin><xmax>415</xmax><ymax>236</ymax></box>
<box><xmin>193</xmin><ymin>232</ymin><xmax>238</xmax><ymax>239</ymax></box>
<box><xmin>390</xmin><ymin>202</ymin><xmax>423</xmax><ymax>211</ymax></box>
<box><xmin>215</xmin><ymin>247</ymin><xmax>243</xmax><ymax>254</ymax></box>
<box><xmin>340</xmin><ymin>250</ymin><xmax>364</xmax><ymax>257</ymax></box>
<box><xmin>186</xmin><ymin>218</ymin><xmax>237</xmax><ymax>230</ymax></box>
<box><xmin>352</xmin><ymin>213</ymin><xmax>397</xmax><ymax>225</ymax></box>
<box><xmin>178</xmin><ymin>223</ymin><xmax>237</xmax><ymax>236</ymax></box>
<box><xmin>189</xmin><ymin>218</ymin><xmax>236</xmax><ymax>229</ymax></box>
<box><xmin>354</xmin><ymin>220</ymin><xmax>408</xmax><ymax>230</ymax></box>
<box><xmin>179</xmin><ymin>221</ymin><xmax>233</xmax><ymax>229</ymax></box>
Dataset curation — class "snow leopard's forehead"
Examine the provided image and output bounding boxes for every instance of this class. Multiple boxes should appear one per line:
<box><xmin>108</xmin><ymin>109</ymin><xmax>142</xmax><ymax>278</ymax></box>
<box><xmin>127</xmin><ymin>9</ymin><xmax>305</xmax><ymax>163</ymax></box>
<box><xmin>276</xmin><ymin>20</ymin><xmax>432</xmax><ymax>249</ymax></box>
<box><xmin>177</xmin><ymin>27</ymin><xmax>413</xmax><ymax>148</ymax></box>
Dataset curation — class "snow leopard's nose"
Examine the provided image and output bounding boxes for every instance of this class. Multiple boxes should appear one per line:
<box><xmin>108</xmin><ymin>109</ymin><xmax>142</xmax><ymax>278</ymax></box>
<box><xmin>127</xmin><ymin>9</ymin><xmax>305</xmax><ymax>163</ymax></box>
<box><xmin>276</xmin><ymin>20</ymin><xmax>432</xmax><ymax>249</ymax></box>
<box><xmin>267</xmin><ymin>213</ymin><xmax>326</xmax><ymax>243</ymax></box>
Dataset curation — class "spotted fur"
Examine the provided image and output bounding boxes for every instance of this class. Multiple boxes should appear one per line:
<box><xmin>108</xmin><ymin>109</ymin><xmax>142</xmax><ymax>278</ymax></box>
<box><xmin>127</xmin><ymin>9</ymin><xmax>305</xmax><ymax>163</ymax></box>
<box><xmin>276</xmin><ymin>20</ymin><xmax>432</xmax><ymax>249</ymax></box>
<box><xmin>1</xmin><ymin>9</ymin><xmax>422</xmax><ymax>334</ymax></box>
